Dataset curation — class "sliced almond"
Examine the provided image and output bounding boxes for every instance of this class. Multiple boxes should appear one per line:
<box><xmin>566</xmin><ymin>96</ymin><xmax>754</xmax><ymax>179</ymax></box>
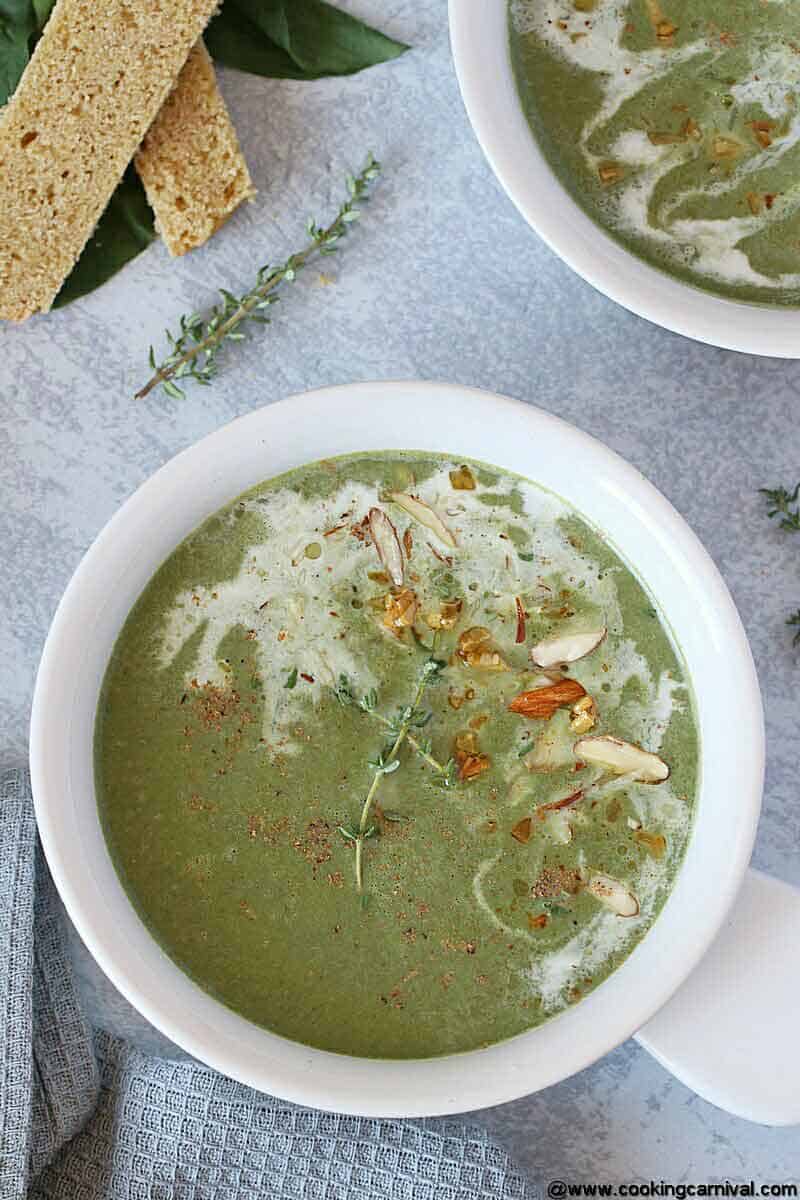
<box><xmin>509</xmin><ymin>678</ymin><xmax>586</xmax><ymax>720</ymax></box>
<box><xmin>537</xmin><ymin>787</ymin><xmax>584</xmax><ymax>816</ymax></box>
<box><xmin>389</xmin><ymin>492</ymin><xmax>457</xmax><ymax>548</ymax></box>
<box><xmin>530</xmin><ymin>627</ymin><xmax>606</xmax><ymax>669</ymax></box>
<box><xmin>573</xmin><ymin>735</ymin><xmax>669</xmax><ymax>783</ymax></box>
<box><xmin>586</xmin><ymin>872</ymin><xmax>640</xmax><ymax>917</ymax></box>
<box><xmin>368</xmin><ymin>507</ymin><xmax>404</xmax><ymax>587</ymax></box>
<box><xmin>523</xmin><ymin>710</ymin><xmax>574</xmax><ymax>773</ymax></box>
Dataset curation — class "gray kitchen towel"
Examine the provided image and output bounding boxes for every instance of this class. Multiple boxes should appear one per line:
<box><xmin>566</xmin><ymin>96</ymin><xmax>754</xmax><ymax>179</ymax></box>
<box><xmin>0</xmin><ymin>766</ymin><xmax>537</xmax><ymax>1200</ymax></box>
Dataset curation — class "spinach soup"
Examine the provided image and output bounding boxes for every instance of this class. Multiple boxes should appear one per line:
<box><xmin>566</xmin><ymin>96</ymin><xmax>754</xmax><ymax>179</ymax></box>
<box><xmin>95</xmin><ymin>452</ymin><xmax>699</xmax><ymax>1058</ymax></box>
<box><xmin>511</xmin><ymin>0</ymin><xmax>800</xmax><ymax>306</ymax></box>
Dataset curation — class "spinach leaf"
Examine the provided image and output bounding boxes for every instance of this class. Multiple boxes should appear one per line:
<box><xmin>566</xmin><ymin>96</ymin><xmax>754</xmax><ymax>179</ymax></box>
<box><xmin>204</xmin><ymin>4</ymin><xmax>305</xmax><ymax>81</ymax></box>
<box><xmin>54</xmin><ymin>169</ymin><xmax>156</xmax><ymax>308</ymax></box>
<box><xmin>207</xmin><ymin>0</ymin><xmax>408</xmax><ymax>80</ymax></box>
<box><xmin>0</xmin><ymin>0</ymin><xmax>36</xmax><ymax>104</ymax></box>
<box><xmin>30</xmin><ymin>0</ymin><xmax>54</xmax><ymax>28</ymax></box>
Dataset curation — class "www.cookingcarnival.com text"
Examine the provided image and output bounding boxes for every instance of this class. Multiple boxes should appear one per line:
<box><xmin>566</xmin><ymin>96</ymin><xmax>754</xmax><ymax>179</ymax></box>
<box><xmin>546</xmin><ymin>1183</ymin><xmax>798</xmax><ymax>1199</ymax></box>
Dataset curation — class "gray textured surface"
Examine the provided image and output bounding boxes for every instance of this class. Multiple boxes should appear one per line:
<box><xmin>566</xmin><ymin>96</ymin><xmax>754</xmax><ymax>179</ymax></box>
<box><xmin>1</xmin><ymin>0</ymin><xmax>798</xmax><ymax>1186</ymax></box>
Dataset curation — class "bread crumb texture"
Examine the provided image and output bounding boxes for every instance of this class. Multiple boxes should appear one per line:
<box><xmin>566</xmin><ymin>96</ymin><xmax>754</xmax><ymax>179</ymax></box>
<box><xmin>0</xmin><ymin>0</ymin><xmax>220</xmax><ymax>320</ymax></box>
<box><xmin>136</xmin><ymin>40</ymin><xmax>255</xmax><ymax>257</ymax></box>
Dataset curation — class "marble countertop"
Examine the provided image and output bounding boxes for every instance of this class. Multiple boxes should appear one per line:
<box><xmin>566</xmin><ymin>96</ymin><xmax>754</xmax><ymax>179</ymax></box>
<box><xmin>2</xmin><ymin>0</ymin><xmax>798</xmax><ymax>1185</ymax></box>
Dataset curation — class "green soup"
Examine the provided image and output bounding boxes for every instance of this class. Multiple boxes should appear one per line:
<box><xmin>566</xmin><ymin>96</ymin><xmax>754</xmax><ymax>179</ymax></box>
<box><xmin>95</xmin><ymin>452</ymin><xmax>699</xmax><ymax>1058</ymax></box>
<box><xmin>510</xmin><ymin>0</ymin><xmax>800</xmax><ymax>306</ymax></box>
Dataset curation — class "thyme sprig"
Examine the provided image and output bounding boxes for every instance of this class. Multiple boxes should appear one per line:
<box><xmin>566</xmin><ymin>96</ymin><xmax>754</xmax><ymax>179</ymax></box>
<box><xmin>760</xmin><ymin>481</ymin><xmax>800</xmax><ymax>646</ymax></box>
<box><xmin>336</xmin><ymin>654</ymin><xmax>455</xmax><ymax>892</ymax></box>
<box><xmin>135</xmin><ymin>154</ymin><xmax>381</xmax><ymax>401</ymax></box>
<box><xmin>760</xmin><ymin>482</ymin><xmax>800</xmax><ymax>532</ymax></box>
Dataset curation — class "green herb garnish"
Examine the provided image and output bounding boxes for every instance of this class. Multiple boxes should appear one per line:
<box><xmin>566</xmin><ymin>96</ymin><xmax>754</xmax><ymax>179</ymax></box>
<box><xmin>760</xmin><ymin>482</ymin><xmax>800</xmax><ymax>646</ymax></box>
<box><xmin>135</xmin><ymin>156</ymin><xmax>380</xmax><ymax>400</ymax></box>
<box><xmin>336</xmin><ymin>652</ymin><xmax>456</xmax><ymax>893</ymax></box>
<box><xmin>760</xmin><ymin>483</ymin><xmax>800</xmax><ymax>532</ymax></box>
<box><xmin>284</xmin><ymin>667</ymin><xmax>298</xmax><ymax>689</ymax></box>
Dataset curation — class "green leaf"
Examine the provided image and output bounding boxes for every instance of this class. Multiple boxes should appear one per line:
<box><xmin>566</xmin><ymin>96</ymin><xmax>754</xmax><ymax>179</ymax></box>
<box><xmin>284</xmin><ymin>666</ymin><xmax>298</xmax><ymax>689</ymax></box>
<box><xmin>207</xmin><ymin>0</ymin><xmax>408</xmax><ymax>81</ymax></box>
<box><xmin>53</xmin><ymin>168</ymin><xmax>156</xmax><ymax>308</ymax></box>
<box><xmin>30</xmin><ymin>0</ymin><xmax>53</xmax><ymax>28</ymax></box>
<box><xmin>0</xmin><ymin>0</ymin><xmax>36</xmax><ymax>105</ymax></box>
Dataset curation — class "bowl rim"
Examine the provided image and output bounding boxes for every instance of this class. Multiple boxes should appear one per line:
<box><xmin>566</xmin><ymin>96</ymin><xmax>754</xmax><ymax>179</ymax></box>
<box><xmin>30</xmin><ymin>381</ymin><xmax>764</xmax><ymax>1116</ymax></box>
<box><xmin>448</xmin><ymin>0</ymin><xmax>800</xmax><ymax>359</ymax></box>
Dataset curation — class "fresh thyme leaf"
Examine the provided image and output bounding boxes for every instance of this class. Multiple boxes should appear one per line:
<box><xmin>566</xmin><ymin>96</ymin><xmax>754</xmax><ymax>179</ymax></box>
<box><xmin>337</xmin><ymin>639</ymin><xmax>458</xmax><ymax>894</ymax></box>
<box><xmin>136</xmin><ymin>154</ymin><xmax>381</xmax><ymax>400</ymax></box>
<box><xmin>788</xmin><ymin>611</ymin><xmax>800</xmax><ymax>646</ymax></box>
<box><xmin>517</xmin><ymin>551</ymin><xmax>535</xmax><ymax>562</ymax></box>
<box><xmin>760</xmin><ymin>482</ymin><xmax>800</xmax><ymax>647</ymax></box>
<box><xmin>334</xmin><ymin>674</ymin><xmax>355</xmax><ymax>706</ymax></box>
<box><xmin>284</xmin><ymin>667</ymin><xmax>298</xmax><ymax>689</ymax></box>
<box><xmin>760</xmin><ymin>482</ymin><xmax>800</xmax><ymax>532</ymax></box>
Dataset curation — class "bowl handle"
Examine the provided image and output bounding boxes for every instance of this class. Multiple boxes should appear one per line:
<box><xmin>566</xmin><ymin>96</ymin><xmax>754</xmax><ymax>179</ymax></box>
<box><xmin>634</xmin><ymin>868</ymin><xmax>800</xmax><ymax>1126</ymax></box>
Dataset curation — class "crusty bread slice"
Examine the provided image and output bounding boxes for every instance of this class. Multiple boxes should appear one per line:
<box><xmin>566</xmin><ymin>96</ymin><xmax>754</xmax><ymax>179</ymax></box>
<box><xmin>136</xmin><ymin>40</ymin><xmax>255</xmax><ymax>257</ymax></box>
<box><xmin>0</xmin><ymin>0</ymin><xmax>220</xmax><ymax>321</ymax></box>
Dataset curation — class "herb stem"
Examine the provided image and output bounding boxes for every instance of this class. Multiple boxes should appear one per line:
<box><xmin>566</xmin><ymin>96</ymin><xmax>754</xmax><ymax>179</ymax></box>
<box><xmin>370</xmin><ymin>712</ymin><xmax>447</xmax><ymax>774</ymax></box>
<box><xmin>136</xmin><ymin>154</ymin><xmax>381</xmax><ymax>401</ymax></box>
<box><xmin>344</xmin><ymin>639</ymin><xmax>444</xmax><ymax>892</ymax></box>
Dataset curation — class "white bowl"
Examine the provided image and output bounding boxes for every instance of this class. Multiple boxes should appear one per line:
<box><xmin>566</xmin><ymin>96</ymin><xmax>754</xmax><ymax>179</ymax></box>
<box><xmin>30</xmin><ymin>381</ymin><xmax>763</xmax><ymax>1117</ymax></box>
<box><xmin>449</xmin><ymin>1</ymin><xmax>800</xmax><ymax>358</ymax></box>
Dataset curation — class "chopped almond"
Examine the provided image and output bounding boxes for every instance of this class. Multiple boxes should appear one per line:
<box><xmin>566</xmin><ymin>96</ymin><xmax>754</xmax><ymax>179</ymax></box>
<box><xmin>711</xmin><ymin>136</ymin><xmax>741</xmax><ymax>160</ymax></box>
<box><xmin>453</xmin><ymin>730</ymin><xmax>490</xmax><ymax>782</ymax></box>
<box><xmin>459</xmin><ymin>754</ymin><xmax>491</xmax><ymax>782</ymax></box>
<box><xmin>382</xmin><ymin>588</ymin><xmax>417</xmax><ymax>634</ymax></box>
<box><xmin>511</xmin><ymin>817</ymin><xmax>532</xmax><ymax>844</ymax></box>
<box><xmin>570</xmin><ymin>693</ymin><xmax>597</xmax><ymax>734</ymax></box>
<box><xmin>509</xmin><ymin>678</ymin><xmax>586</xmax><ymax>720</ymax></box>
<box><xmin>634</xmin><ymin>829</ymin><xmax>667</xmax><ymax>858</ymax></box>
<box><xmin>425</xmin><ymin>598</ymin><xmax>463</xmax><ymax>631</ymax></box>
<box><xmin>456</xmin><ymin>627</ymin><xmax>509</xmax><ymax>671</ymax></box>
<box><xmin>449</xmin><ymin>464</ymin><xmax>476</xmax><ymax>490</ymax></box>
<box><xmin>598</xmin><ymin>161</ymin><xmax>624</xmax><ymax>184</ymax></box>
